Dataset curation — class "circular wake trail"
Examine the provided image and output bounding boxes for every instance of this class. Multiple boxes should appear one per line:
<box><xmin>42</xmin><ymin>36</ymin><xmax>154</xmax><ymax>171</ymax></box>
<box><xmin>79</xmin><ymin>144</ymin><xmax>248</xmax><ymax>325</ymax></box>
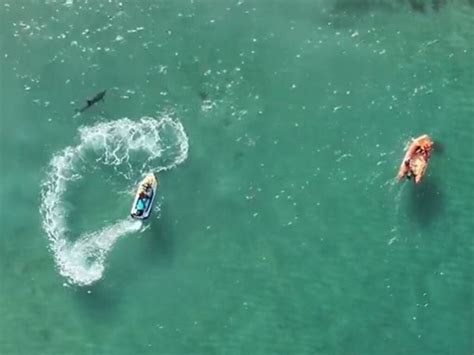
<box><xmin>40</xmin><ymin>116</ymin><xmax>188</xmax><ymax>286</ymax></box>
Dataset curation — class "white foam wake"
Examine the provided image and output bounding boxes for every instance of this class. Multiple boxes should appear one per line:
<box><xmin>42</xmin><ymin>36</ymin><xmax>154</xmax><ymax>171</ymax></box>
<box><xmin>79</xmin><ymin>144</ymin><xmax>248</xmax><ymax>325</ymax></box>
<box><xmin>40</xmin><ymin>115</ymin><xmax>188</xmax><ymax>286</ymax></box>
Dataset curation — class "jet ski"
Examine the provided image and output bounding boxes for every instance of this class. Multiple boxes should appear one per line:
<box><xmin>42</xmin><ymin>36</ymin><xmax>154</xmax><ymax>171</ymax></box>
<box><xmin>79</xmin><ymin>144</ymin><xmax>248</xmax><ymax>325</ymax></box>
<box><xmin>130</xmin><ymin>173</ymin><xmax>158</xmax><ymax>220</ymax></box>
<box><xmin>397</xmin><ymin>134</ymin><xmax>433</xmax><ymax>184</ymax></box>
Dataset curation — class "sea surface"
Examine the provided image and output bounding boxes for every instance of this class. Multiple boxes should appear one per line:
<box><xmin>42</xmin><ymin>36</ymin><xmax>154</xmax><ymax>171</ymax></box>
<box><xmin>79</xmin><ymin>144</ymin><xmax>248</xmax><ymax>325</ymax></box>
<box><xmin>0</xmin><ymin>1</ymin><xmax>473</xmax><ymax>354</ymax></box>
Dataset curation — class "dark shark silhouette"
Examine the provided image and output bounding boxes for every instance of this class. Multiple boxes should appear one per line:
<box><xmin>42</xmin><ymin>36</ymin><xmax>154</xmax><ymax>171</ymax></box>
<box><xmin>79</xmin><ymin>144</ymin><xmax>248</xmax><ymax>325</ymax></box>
<box><xmin>76</xmin><ymin>90</ymin><xmax>106</xmax><ymax>113</ymax></box>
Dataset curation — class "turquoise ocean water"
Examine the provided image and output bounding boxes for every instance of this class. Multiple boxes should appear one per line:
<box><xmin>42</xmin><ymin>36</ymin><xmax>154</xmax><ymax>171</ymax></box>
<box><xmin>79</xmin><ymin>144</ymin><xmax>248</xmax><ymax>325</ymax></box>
<box><xmin>1</xmin><ymin>1</ymin><xmax>473</xmax><ymax>354</ymax></box>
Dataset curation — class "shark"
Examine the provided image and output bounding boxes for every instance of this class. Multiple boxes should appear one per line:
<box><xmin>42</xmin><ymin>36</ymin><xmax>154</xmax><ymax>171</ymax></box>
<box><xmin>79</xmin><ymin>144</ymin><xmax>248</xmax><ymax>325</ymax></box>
<box><xmin>76</xmin><ymin>90</ymin><xmax>106</xmax><ymax>113</ymax></box>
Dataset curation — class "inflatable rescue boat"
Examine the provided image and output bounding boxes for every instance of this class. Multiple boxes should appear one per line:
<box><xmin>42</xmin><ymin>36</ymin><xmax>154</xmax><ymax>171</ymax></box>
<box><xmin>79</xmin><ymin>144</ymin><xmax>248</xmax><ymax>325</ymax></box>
<box><xmin>397</xmin><ymin>134</ymin><xmax>433</xmax><ymax>184</ymax></box>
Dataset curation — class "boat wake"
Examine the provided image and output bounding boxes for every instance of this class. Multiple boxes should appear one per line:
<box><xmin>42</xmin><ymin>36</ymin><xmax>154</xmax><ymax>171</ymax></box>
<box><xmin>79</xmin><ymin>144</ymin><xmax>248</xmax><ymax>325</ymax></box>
<box><xmin>40</xmin><ymin>115</ymin><xmax>188</xmax><ymax>286</ymax></box>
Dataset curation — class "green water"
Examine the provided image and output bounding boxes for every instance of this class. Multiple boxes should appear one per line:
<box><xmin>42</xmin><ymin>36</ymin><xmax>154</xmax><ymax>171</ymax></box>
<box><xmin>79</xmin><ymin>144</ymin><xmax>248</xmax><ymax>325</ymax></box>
<box><xmin>1</xmin><ymin>1</ymin><xmax>473</xmax><ymax>354</ymax></box>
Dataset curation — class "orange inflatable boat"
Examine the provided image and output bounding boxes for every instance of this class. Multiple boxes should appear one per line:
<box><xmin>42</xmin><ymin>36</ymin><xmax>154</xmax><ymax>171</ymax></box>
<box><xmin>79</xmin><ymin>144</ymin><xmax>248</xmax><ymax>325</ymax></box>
<box><xmin>397</xmin><ymin>134</ymin><xmax>433</xmax><ymax>184</ymax></box>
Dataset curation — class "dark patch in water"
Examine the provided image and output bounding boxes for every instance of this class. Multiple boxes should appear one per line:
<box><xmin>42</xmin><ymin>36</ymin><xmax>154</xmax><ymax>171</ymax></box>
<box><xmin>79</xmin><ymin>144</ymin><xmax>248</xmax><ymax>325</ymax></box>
<box><xmin>234</xmin><ymin>151</ymin><xmax>244</xmax><ymax>161</ymax></box>
<box><xmin>409</xmin><ymin>0</ymin><xmax>426</xmax><ymax>12</ymax></box>
<box><xmin>408</xmin><ymin>177</ymin><xmax>444</xmax><ymax>226</ymax></box>
<box><xmin>40</xmin><ymin>328</ymin><xmax>51</xmax><ymax>342</ymax></box>
<box><xmin>432</xmin><ymin>141</ymin><xmax>445</xmax><ymax>155</ymax></box>
<box><xmin>432</xmin><ymin>0</ymin><xmax>447</xmax><ymax>11</ymax></box>
<box><xmin>198</xmin><ymin>90</ymin><xmax>208</xmax><ymax>100</ymax></box>
<box><xmin>332</xmin><ymin>0</ymin><xmax>450</xmax><ymax>16</ymax></box>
